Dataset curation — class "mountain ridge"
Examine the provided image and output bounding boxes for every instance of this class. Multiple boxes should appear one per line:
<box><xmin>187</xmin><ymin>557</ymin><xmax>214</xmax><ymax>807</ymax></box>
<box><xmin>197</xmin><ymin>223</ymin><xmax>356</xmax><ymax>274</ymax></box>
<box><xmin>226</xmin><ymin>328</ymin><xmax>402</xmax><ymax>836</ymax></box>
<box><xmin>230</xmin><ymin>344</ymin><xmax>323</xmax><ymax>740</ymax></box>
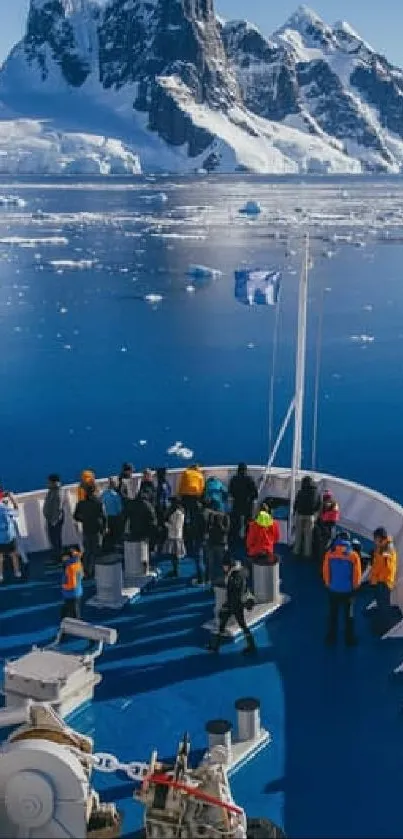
<box><xmin>0</xmin><ymin>1</ymin><xmax>402</xmax><ymax>174</ymax></box>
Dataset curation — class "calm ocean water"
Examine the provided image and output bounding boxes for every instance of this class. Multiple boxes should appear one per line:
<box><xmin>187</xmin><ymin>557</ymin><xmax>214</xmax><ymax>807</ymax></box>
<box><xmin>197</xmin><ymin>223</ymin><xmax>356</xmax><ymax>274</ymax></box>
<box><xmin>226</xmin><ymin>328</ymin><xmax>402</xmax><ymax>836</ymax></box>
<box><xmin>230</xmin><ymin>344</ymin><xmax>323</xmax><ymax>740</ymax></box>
<box><xmin>0</xmin><ymin>175</ymin><xmax>402</xmax><ymax>500</ymax></box>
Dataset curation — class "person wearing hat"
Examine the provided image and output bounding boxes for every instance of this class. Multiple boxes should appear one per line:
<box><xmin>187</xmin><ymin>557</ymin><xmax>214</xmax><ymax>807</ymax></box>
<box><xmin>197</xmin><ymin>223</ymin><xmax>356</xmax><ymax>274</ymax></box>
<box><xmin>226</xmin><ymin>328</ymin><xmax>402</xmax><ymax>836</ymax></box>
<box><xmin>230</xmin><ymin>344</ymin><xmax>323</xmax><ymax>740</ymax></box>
<box><xmin>61</xmin><ymin>548</ymin><xmax>83</xmax><ymax>620</ymax></box>
<box><xmin>369</xmin><ymin>527</ymin><xmax>397</xmax><ymax>631</ymax></box>
<box><xmin>207</xmin><ymin>553</ymin><xmax>256</xmax><ymax>655</ymax></box>
<box><xmin>314</xmin><ymin>490</ymin><xmax>340</xmax><ymax>561</ymax></box>
<box><xmin>322</xmin><ymin>530</ymin><xmax>362</xmax><ymax>646</ymax></box>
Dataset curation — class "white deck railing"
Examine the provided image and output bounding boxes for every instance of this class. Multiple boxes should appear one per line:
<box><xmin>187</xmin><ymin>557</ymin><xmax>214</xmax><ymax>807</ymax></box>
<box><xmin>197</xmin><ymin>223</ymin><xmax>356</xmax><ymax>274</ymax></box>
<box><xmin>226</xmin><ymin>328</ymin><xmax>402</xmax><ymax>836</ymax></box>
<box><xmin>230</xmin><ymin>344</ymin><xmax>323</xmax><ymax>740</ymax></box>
<box><xmin>12</xmin><ymin>466</ymin><xmax>403</xmax><ymax>609</ymax></box>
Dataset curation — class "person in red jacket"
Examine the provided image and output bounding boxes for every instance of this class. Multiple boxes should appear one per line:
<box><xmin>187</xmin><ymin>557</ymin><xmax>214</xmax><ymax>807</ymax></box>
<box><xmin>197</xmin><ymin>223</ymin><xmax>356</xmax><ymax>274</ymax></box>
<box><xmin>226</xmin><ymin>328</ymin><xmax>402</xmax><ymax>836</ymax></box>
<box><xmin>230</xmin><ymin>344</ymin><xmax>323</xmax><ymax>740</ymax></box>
<box><xmin>246</xmin><ymin>504</ymin><xmax>281</xmax><ymax>562</ymax></box>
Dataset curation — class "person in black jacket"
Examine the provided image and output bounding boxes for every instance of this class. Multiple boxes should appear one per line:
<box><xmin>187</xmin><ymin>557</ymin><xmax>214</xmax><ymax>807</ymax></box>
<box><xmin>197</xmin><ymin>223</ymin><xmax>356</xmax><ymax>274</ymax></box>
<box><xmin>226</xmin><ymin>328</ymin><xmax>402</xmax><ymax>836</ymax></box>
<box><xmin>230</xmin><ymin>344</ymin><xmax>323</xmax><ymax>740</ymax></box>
<box><xmin>228</xmin><ymin>463</ymin><xmax>258</xmax><ymax>547</ymax></box>
<box><xmin>207</xmin><ymin>555</ymin><xmax>256</xmax><ymax>654</ymax></box>
<box><xmin>293</xmin><ymin>475</ymin><xmax>321</xmax><ymax>558</ymax></box>
<box><xmin>127</xmin><ymin>491</ymin><xmax>157</xmax><ymax>545</ymax></box>
<box><xmin>73</xmin><ymin>486</ymin><xmax>106</xmax><ymax>578</ymax></box>
<box><xmin>204</xmin><ymin>499</ymin><xmax>230</xmax><ymax>584</ymax></box>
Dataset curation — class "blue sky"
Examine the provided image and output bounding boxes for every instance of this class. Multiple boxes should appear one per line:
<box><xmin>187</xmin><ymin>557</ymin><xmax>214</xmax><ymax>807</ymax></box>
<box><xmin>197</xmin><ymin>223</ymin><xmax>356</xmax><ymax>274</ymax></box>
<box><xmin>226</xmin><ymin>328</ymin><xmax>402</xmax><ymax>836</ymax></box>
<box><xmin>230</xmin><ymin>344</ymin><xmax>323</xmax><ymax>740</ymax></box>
<box><xmin>0</xmin><ymin>0</ymin><xmax>402</xmax><ymax>66</ymax></box>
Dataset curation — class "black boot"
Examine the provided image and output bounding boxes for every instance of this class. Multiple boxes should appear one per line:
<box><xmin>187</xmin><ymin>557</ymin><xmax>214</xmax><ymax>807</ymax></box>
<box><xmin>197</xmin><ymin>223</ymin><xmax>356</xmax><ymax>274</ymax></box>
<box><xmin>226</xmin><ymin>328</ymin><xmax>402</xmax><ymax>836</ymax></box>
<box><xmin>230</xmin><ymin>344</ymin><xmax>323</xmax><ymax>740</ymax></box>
<box><xmin>242</xmin><ymin>632</ymin><xmax>256</xmax><ymax>655</ymax></box>
<box><xmin>207</xmin><ymin>633</ymin><xmax>221</xmax><ymax>653</ymax></box>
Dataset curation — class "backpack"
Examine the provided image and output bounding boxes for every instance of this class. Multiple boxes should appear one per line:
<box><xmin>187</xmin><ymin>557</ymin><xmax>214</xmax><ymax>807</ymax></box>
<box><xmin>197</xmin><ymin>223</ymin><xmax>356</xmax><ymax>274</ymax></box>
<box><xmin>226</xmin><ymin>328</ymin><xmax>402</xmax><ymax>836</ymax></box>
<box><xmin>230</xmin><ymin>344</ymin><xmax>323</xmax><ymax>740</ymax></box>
<box><xmin>205</xmin><ymin>477</ymin><xmax>225</xmax><ymax>511</ymax></box>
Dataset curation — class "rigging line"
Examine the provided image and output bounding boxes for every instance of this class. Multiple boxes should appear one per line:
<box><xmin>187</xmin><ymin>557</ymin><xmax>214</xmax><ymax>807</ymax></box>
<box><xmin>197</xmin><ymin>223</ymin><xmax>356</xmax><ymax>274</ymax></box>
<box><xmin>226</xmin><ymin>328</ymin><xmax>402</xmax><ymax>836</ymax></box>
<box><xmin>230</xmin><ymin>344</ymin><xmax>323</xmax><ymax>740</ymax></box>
<box><xmin>268</xmin><ymin>279</ymin><xmax>282</xmax><ymax>459</ymax></box>
<box><xmin>311</xmin><ymin>265</ymin><xmax>325</xmax><ymax>472</ymax></box>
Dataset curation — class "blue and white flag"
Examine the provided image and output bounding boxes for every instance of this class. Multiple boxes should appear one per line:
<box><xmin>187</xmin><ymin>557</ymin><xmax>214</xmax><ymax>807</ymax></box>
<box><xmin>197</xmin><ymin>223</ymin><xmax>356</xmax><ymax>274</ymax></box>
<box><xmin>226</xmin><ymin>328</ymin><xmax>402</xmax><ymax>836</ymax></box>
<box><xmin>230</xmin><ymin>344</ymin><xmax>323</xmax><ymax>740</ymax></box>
<box><xmin>235</xmin><ymin>269</ymin><xmax>281</xmax><ymax>306</ymax></box>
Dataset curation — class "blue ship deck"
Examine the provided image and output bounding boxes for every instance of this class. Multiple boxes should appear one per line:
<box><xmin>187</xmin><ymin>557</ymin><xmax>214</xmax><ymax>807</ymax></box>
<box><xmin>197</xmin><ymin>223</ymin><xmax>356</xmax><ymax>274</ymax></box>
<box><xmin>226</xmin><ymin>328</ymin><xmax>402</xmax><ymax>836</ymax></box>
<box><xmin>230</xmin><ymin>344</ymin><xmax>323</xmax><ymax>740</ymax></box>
<box><xmin>1</xmin><ymin>548</ymin><xmax>403</xmax><ymax>838</ymax></box>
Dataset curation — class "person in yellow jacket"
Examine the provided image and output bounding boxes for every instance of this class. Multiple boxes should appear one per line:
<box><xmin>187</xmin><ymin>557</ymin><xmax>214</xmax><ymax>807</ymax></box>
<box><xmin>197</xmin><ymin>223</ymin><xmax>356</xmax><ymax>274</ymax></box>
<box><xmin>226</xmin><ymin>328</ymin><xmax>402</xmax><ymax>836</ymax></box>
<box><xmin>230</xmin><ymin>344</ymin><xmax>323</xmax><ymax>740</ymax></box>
<box><xmin>178</xmin><ymin>465</ymin><xmax>205</xmax><ymax>558</ymax></box>
<box><xmin>369</xmin><ymin>527</ymin><xmax>397</xmax><ymax>630</ymax></box>
<box><xmin>178</xmin><ymin>465</ymin><xmax>205</xmax><ymax>498</ymax></box>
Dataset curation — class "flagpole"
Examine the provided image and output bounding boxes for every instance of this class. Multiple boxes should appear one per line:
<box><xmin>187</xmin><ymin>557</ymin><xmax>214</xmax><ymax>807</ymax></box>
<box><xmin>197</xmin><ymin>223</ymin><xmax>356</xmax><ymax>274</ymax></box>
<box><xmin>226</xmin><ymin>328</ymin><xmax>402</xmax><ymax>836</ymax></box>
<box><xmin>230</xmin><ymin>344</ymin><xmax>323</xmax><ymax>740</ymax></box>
<box><xmin>288</xmin><ymin>232</ymin><xmax>309</xmax><ymax>543</ymax></box>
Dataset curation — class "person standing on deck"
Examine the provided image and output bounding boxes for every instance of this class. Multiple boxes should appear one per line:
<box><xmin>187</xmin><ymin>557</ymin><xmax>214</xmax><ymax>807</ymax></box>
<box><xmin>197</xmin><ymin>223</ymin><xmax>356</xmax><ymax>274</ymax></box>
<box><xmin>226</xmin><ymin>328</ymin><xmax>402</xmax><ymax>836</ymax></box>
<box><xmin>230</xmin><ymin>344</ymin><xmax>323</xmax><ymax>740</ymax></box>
<box><xmin>118</xmin><ymin>463</ymin><xmax>139</xmax><ymax>534</ymax></box>
<box><xmin>0</xmin><ymin>498</ymin><xmax>21</xmax><ymax>583</ymax></box>
<box><xmin>77</xmin><ymin>469</ymin><xmax>96</xmax><ymax>502</ymax></box>
<box><xmin>204</xmin><ymin>498</ymin><xmax>230</xmax><ymax>584</ymax></box>
<box><xmin>228</xmin><ymin>463</ymin><xmax>258</xmax><ymax>546</ymax></box>
<box><xmin>43</xmin><ymin>474</ymin><xmax>66</xmax><ymax>564</ymax></box>
<box><xmin>293</xmin><ymin>475</ymin><xmax>321</xmax><ymax>558</ymax></box>
<box><xmin>369</xmin><ymin>527</ymin><xmax>397</xmax><ymax>632</ymax></box>
<box><xmin>322</xmin><ymin>530</ymin><xmax>362</xmax><ymax>646</ymax></box>
<box><xmin>164</xmin><ymin>498</ymin><xmax>186</xmax><ymax>578</ymax></box>
<box><xmin>178</xmin><ymin>464</ymin><xmax>205</xmax><ymax>521</ymax></box>
<box><xmin>155</xmin><ymin>467</ymin><xmax>172</xmax><ymax>553</ymax></box>
<box><xmin>207</xmin><ymin>554</ymin><xmax>256</xmax><ymax>655</ymax></box>
<box><xmin>101</xmin><ymin>478</ymin><xmax>123</xmax><ymax>552</ymax></box>
<box><xmin>74</xmin><ymin>486</ymin><xmax>106</xmax><ymax>578</ymax></box>
<box><xmin>314</xmin><ymin>490</ymin><xmax>340</xmax><ymax>561</ymax></box>
<box><xmin>139</xmin><ymin>469</ymin><xmax>156</xmax><ymax>506</ymax></box>
<box><xmin>61</xmin><ymin>548</ymin><xmax>83</xmax><ymax>620</ymax></box>
<box><xmin>246</xmin><ymin>505</ymin><xmax>281</xmax><ymax>573</ymax></box>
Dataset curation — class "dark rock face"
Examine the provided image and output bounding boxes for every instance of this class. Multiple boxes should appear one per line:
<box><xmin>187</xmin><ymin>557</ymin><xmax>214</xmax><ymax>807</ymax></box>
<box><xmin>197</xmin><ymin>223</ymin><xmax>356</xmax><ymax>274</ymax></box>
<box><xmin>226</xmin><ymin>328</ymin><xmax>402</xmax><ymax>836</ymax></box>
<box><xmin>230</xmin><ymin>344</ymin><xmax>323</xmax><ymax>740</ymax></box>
<box><xmin>24</xmin><ymin>0</ymin><xmax>91</xmax><ymax>86</ymax></box>
<box><xmin>351</xmin><ymin>59</ymin><xmax>403</xmax><ymax>140</ymax></box>
<box><xmin>222</xmin><ymin>21</ymin><xmax>299</xmax><ymax>121</ymax></box>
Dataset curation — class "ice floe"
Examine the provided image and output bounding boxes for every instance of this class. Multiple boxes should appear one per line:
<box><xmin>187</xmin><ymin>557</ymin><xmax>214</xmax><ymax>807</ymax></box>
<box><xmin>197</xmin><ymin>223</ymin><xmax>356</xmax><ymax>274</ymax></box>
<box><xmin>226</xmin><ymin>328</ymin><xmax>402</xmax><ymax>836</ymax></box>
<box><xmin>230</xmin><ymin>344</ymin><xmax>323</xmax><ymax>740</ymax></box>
<box><xmin>49</xmin><ymin>259</ymin><xmax>96</xmax><ymax>270</ymax></box>
<box><xmin>0</xmin><ymin>236</ymin><xmax>68</xmax><ymax>246</ymax></box>
<box><xmin>166</xmin><ymin>441</ymin><xmax>194</xmax><ymax>459</ymax></box>
<box><xmin>144</xmin><ymin>293</ymin><xmax>163</xmax><ymax>304</ymax></box>
<box><xmin>239</xmin><ymin>200</ymin><xmax>262</xmax><ymax>215</ymax></box>
<box><xmin>0</xmin><ymin>195</ymin><xmax>26</xmax><ymax>208</ymax></box>
<box><xmin>187</xmin><ymin>265</ymin><xmax>222</xmax><ymax>280</ymax></box>
<box><xmin>350</xmin><ymin>334</ymin><xmax>375</xmax><ymax>343</ymax></box>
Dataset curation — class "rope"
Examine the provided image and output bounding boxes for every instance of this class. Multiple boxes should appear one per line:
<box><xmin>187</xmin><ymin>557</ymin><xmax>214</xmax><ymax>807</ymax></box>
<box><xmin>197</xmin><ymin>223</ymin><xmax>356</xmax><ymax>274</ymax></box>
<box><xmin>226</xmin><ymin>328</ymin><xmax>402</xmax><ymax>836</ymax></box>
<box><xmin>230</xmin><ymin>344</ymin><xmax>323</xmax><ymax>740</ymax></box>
<box><xmin>268</xmin><ymin>281</ymin><xmax>282</xmax><ymax>459</ymax></box>
<box><xmin>311</xmin><ymin>270</ymin><xmax>325</xmax><ymax>472</ymax></box>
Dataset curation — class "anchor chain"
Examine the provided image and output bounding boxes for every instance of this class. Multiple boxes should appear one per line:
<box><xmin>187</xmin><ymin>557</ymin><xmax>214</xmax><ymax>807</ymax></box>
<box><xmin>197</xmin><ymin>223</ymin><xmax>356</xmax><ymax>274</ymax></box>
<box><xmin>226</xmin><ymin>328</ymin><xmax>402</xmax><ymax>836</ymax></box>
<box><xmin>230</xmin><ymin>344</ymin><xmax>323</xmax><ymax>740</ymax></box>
<box><xmin>74</xmin><ymin>749</ymin><xmax>150</xmax><ymax>781</ymax></box>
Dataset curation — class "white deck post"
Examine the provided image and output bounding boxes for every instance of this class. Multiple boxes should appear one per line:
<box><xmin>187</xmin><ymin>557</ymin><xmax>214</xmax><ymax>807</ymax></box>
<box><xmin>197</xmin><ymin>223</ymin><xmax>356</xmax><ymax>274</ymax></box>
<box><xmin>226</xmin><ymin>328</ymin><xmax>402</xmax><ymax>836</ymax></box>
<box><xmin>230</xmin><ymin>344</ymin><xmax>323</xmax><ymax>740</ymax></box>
<box><xmin>288</xmin><ymin>233</ymin><xmax>309</xmax><ymax>543</ymax></box>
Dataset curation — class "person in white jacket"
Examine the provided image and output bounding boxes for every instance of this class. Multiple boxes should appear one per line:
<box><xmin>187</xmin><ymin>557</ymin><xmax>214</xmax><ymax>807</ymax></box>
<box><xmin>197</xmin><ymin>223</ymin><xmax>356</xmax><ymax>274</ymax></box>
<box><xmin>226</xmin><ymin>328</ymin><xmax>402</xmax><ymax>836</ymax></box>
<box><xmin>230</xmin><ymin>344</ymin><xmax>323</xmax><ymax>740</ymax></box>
<box><xmin>163</xmin><ymin>498</ymin><xmax>186</xmax><ymax>578</ymax></box>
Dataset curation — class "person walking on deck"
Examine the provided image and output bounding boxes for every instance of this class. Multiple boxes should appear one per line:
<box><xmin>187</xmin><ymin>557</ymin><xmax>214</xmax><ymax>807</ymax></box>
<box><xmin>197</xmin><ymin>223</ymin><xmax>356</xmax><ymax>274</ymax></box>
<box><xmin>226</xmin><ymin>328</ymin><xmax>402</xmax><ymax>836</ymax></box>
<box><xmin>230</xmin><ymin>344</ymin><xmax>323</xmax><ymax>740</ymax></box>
<box><xmin>101</xmin><ymin>478</ymin><xmax>123</xmax><ymax>552</ymax></box>
<box><xmin>43</xmin><ymin>473</ymin><xmax>66</xmax><ymax>564</ymax></box>
<box><xmin>207</xmin><ymin>555</ymin><xmax>256</xmax><ymax>655</ymax></box>
<box><xmin>0</xmin><ymin>498</ymin><xmax>21</xmax><ymax>583</ymax></box>
<box><xmin>369</xmin><ymin>527</ymin><xmax>397</xmax><ymax>633</ymax></box>
<box><xmin>164</xmin><ymin>498</ymin><xmax>186</xmax><ymax>578</ymax></box>
<box><xmin>323</xmin><ymin>530</ymin><xmax>362</xmax><ymax>646</ymax></box>
<box><xmin>204</xmin><ymin>498</ymin><xmax>230</xmax><ymax>584</ymax></box>
<box><xmin>293</xmin><ymin>475</ymin><xmax>321</xmax><ymax>558</ymax></box>
<box><xmin>228</xmin><ymin>463</ymin><xmax>258</xmax><ymax>546</ymax></box>
<box><xmin>74</xmin><ymin>486</ymin><xmax>106</xmax><ymax>578</ymax></box>
<box><xmin>61</xmin><ymin>548</ymin><xmax>83</xmax><ymax>620</ymax></box>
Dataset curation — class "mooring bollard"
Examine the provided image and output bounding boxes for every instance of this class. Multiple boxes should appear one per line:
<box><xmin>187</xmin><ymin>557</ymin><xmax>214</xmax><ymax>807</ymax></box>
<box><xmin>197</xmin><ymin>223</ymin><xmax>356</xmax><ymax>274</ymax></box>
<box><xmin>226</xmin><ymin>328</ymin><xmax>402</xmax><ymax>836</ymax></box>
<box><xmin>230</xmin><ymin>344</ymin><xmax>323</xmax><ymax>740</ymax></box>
<box><xmin>205</xmin><ymin>719</ymin><xmax>232</xmax><ymax>763</ymax></box>
<box><xmin>235</xmin><ymin>697</ymin><xmax>261</xmax><ymax>742</ymax></box>
<box><xmin>252</xmin><ymin>556</ymin><xmax>280</xmax><ymax>604</ymax></box>
<box><xmin>124</xmin><ymin>539</ymin><xmax>149</xmax><ymax>581</ymax></box>
<box><xmin>88</xmin><ymin>554</ymin><xmax>128</xmax><ymax>610</ymax></box>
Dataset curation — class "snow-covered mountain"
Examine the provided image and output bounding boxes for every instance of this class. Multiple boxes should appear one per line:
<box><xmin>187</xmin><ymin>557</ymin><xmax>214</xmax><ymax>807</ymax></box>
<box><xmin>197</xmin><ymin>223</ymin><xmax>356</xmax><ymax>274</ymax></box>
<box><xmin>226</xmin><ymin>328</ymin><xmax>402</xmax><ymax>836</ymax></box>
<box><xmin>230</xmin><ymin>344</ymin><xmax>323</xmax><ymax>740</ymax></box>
<box><xmin>0</xmin><ymin>1</ymin><xmax>402</xmax><ymax>174</ymax></box>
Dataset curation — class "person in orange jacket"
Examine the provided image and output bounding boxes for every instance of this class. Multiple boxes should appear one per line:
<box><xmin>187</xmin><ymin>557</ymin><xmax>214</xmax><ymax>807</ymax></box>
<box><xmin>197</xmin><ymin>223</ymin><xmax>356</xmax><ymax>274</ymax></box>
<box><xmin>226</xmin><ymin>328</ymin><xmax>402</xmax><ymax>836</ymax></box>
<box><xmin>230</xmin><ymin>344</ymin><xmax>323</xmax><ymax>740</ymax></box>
<box><xmin>323</xmin><ymin>531</ymin><xmax>362</xmax><ymax>646</ymax></box>
<box><xmin>246</xmin><ymin>505</ymin><xmax>281</xmax><ymax>562</ymax></box>
<box><xmin>77</xmin><ymin>469</ymin><xmax>96</xmax><ymax>501</ymax></box>
<box><xmin>369</xmin><ymin>527</ymin><xmax>397</xmax><ymax>631</ymax></box>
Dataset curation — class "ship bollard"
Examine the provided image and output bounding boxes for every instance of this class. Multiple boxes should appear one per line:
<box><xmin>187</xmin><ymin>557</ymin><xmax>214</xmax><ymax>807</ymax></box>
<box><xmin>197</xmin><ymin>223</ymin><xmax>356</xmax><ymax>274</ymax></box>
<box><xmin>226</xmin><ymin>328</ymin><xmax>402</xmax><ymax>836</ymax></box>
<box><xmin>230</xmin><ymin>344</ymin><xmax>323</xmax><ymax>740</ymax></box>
<box><xmin>235</xmin><ymin>697</ymin><xmax>261</xmax><ymax>742</ymax></box>
<box><xmin>124</xmin><ymin>539</ymin><xmax>149</xmax><ymax>583</ymax></box>
<box><xmin>252</xmin><ymin>555</ymin><xmax>280</xmax><ymax>604</ymax></box>
<box><xmin>205</xmin><ymin>719</ymin><xmax>232</xmax><ymax>764</ymax></box>
<box><xmin>88</xmin><ymin>554</ymin><xmax>131</xmax><ymax>610</ymax></box>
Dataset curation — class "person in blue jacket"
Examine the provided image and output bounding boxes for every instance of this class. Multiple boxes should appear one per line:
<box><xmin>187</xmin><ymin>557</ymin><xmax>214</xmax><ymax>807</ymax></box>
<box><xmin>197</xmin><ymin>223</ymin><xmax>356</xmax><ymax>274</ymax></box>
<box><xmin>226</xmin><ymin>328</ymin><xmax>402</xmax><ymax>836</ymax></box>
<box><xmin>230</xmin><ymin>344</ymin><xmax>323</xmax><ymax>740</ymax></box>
<box><xmin>0</xmin><ymin>498</ymin><xmax>21</xmax><ymax>583</ymax></box>
<box><xmin>101</xmin><ymin>478</ymin><xmax>123</xmax><ymax>552</ymax></box>
<box><xmin>61</xmin><ymin>548</ymin><xmax>83</xmax><ymax>620</ymax></box>
<box><xmin>204</xmin><ymin>475</ymin><xmax>228</xmax><ymax>512</ymax></box>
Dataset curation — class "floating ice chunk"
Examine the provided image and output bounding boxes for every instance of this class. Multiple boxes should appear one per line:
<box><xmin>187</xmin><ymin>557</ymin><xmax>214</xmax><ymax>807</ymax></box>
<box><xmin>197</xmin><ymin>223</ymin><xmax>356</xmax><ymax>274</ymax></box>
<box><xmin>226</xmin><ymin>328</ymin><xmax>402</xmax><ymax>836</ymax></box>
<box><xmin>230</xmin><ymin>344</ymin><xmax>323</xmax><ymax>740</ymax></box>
<box><xmin>187</xmin><ymin>265</ymin><xmax>222</xmax><ymax>280</ymax></box>
<box><xmin>59</xmin><ymin>307</ymin><xmax>68</xmax><ymax>314</ymax></box>
<box><xmin>167</xmin><ymin>441</ymin><xmax>183</xmax><ymax>455</ymax></box>
<box><xmin>63</xmin><ymin>344</ymin><xmax>72</xmax><ymax>350</ymax></box>
<box><xmin>178</xmin><ymin>447</ymin><xmax>193</xmax><ymax>460</ymax></box>
<box><xmin>247</xmin><ymin>342</ymin><xmax>255</xmax><ymax>349</ymax></box>
<box><xmin>351</xmin><ymin>334</ymin><xmax>375</xmax><ymax>343</ymax></box>
<box><xmin>239</xmin><ymin>201</ymin><xmax>262</xmax><ymax>215</ymax></box>
<box><xmin>144</xmin><ymin>293</ymin><xmax>163</xmax><ymax>304</ymax></box>
<box><xmin>166</xmin><ymin>440</ymin><xmax>193</xmax><ymax>458</ymax></box>
<box><xmin>144</xmin><ymin>192</ymin><xmax>168</xmax><ymax>204</ymax></box>
<box><xmin>120</xmin><ymin>346</ymin><xmax>128</xmax><ymax>353</ymax></box>
<box><xmin>186</xmin><ymin>285</ymin><xmax>196</xmax><ymax>293</ymax></box>
<box><xmin>0</xmin><ymin>237</ymin><xmax>68</xmax><ymax>246</ymax></box>
<box><xmin>363</xmin><ymin>304</ymin><xmax>373</xmax><ymax>311</ymax></box>
<box><xmin>50</xmin><ymin>259</ymin><xmax>95</xmax><ymax>270</ymax></box>
<box><xmin>139</xmin><ymin>440</ymin><xmax>147</xmax><ymax>446</ymax></box>
<box><xmin>0</xmin><ymin>195</ymin><xmax>26</xmax><ymax>208</ymax></box>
